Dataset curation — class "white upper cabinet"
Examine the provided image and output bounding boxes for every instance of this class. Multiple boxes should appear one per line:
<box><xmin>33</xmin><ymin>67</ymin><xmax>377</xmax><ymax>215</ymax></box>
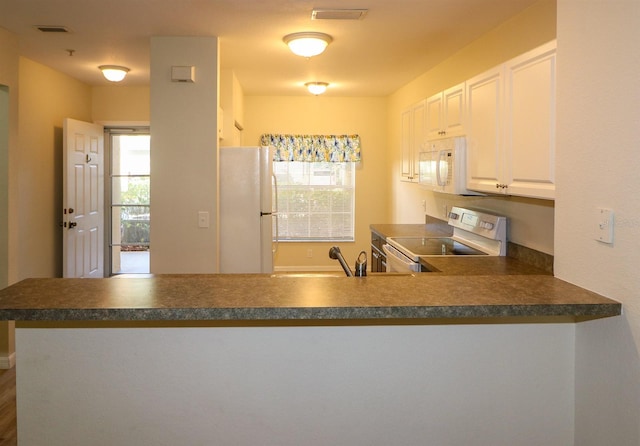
<box><xmin>426</xmin><ymin>83</ymin><xmax>465</xmax><ymax>140</ymax></box>
<box><xmin>466</xmin><ymin>66</ymin><xmax>504</xmax><ymax>194</ymax></box>
<box><xmin>466</xmin><ymin>40</ymin><xmax>557</xmax><ymax>199</ymax></box>
<box><xmin>504</xmin><ymin>41</ymin><xmax>556</xmax><ymax>199</ymax></box>
<box><xmin>400</xmin><ymin>100</ymin><xmax>426</xmax><ymax>182</ymax></box>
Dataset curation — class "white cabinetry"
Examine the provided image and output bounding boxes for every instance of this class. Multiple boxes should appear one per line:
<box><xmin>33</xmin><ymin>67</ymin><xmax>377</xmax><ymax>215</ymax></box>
<box><xmin>466</xmin><ymin>41</ymin><xmax>556</xmax><ymax>199</ymax></box>
<box><xmin>426</xmin><ymin>83</ymin><xmax>465</xmax><ymax>139</ymax></box>
<box><xmin>504</xmin><ymin>41</ymin><xmax>556</xmax><ymax>199</ymax></box>
<box><xmin>466</xmin><ymin>66</ymin><xmax>504</xmax><ymax>193</ymax></box>
<box><xmin>400</xmin><ymin>100</ymin><xmax>426</xmax><ymax>182</ymax></box>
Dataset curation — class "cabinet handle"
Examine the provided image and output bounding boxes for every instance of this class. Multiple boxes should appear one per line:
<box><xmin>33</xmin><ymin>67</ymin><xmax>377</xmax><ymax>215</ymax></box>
<box><xmin>496</xmin><ymin>183</ymin><xmax>508</xmax><ymax>189</ymax></box>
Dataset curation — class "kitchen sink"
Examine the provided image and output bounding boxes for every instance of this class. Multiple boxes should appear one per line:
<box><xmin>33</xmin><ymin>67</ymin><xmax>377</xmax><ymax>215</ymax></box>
<box><xmin>272</xmin><ymin>272</ymin><xmax>413</xmax><ymax>278</ymax></box>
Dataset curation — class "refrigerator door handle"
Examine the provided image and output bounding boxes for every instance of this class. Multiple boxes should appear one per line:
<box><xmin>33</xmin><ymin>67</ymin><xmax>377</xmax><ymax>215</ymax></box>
<box><xmin>271</xmin><ymin>172</ymin><xmax>279</xmax><ymax>254</ymax></box>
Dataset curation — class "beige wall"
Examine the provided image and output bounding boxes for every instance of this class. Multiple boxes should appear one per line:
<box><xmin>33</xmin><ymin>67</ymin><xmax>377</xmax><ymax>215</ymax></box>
<box><xmin>92</xmin><ymin>86</ymin><xmax>150</xmax><ymax>123</ymax></box>
<box><xmin>18</xmin><ymin>57</ymin><xmax>92</xmax><ymax>279</ymax></box>
<box><xmin>150</xmin><ymin>37</ymin><xmax>220</xmax><ymax>273</ymax></box>
<box><xmin>388</xmin><ymin>0</ymin><xmax>557</xmax><ymax>254</ymax></box>
<box><xmin>556</xmin><ymin>0</ymin><xmax>640</xmax><ymax>444</ymax></box>
<box><xmin>244</xmin><ymin>96</ymin><xmax>389</xmax><ymax>271</ymax></box>
<box><xmin>0</xmin><ymin>45</ymin><xmax>92</xmax><ymax>365</ymax></box>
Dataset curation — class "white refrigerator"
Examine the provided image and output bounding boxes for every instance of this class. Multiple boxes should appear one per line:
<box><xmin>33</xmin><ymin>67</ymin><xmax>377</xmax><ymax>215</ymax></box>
<box><xmin>219</xmin><ymin>146</ymin><xmax>277</xmax><ymax>273</ymax></box>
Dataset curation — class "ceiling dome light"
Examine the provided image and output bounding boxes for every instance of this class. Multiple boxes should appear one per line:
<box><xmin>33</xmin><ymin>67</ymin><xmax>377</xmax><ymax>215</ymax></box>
<box><xmin>283</xmin><ymin>32</ymin><xmax>332</xmax><ymax>57</ymax></box>
<box><xmin>305</xmin><ymin>82</ymin><xmax>329</xmax><ymax>95</ymax></box>
<box><xmin>99</xmin><ymin>65</ymin><xmax>130</xmax><ymax>82</ymax></box>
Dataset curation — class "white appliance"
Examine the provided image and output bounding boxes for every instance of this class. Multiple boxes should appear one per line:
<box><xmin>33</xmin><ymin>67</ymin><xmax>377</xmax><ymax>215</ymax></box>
<box><xmin>383</xmin><ymin>206</ymin><xmax>507</xmax><ymax>273</ymax></box>
<box><xmin>418</xmin><ymin>136</ymin><xmax>483</xmax><ymax>195</ymax></box>
<box><xmin>219</xmin><ymin>146</ymin><xmax>278</xmax><ymax>273</ymax></box>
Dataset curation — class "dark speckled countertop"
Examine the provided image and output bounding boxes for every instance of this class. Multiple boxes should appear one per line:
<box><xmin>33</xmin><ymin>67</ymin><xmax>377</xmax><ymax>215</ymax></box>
<box><xmin>0</xmin><ymin>222</ymin><xmax>619</xmax><ymax>325</ymax></box>
<box><xmin>0</xmin><ymin>274</ymin><xmax>621</xmax><ymax>324</ymax></box>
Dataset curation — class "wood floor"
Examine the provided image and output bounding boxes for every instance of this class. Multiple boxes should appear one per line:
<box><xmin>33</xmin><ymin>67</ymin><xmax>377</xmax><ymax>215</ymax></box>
<box><xmin>0</xmin><ymin>367</ymin><xmax>16</xmax><ymax>446</ymax></box>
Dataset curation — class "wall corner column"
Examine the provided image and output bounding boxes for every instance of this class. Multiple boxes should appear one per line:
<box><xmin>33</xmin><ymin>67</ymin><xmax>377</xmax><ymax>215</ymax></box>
<box><xmin>149</xmin><ymin>36</ymin><xmax>220</xmax><ymax>273</ymax></box>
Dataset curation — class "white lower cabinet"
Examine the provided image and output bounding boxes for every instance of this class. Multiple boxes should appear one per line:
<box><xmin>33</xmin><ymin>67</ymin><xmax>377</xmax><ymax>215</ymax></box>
<box><xmin>466</xmin><ymin>41</ymin><xmax>556</xmax><ymax>199</ymax></box>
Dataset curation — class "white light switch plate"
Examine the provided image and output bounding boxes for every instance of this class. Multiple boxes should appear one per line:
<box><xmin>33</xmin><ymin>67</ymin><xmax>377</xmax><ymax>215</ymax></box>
<box><xmin>595</xmin><ymin>207</ymin><xmax>614</xmax><ymax>244</ymax></box>
<box><xmin>198</xmin><ymin>211</ymin><xmax>210</xmax><ymax>228</ymax></box>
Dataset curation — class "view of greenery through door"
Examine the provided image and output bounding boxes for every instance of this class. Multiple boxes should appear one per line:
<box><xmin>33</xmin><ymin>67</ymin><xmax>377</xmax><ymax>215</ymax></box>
<box><xmin>108</xmin><ymin>129</ymin><xmax>150</xmax><ymax>275</ymax></box>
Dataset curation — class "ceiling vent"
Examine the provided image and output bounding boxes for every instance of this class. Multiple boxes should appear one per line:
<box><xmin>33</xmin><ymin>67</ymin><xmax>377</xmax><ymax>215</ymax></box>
<box><xmin>311</xmin><ymin>9</ymin><xmax>368</xmax><ymax>20</ymax></box>
<box><xmin>35</xmin><ymin>25</ymin><xmax>70</xmax><ymax>33</ymax></box>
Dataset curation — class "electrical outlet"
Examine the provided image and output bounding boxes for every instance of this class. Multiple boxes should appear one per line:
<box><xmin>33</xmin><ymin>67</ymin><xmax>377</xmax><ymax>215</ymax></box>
<box><xmin>306</xmin><ymin>249</ymin><xmax>313</xmax><ymax>258</ymax></box>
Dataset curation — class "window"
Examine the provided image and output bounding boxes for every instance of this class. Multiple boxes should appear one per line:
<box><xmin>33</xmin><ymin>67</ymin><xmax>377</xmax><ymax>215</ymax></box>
<box><xmin>106</xmin><ymin>128</ymin><xmax>150</xmax><ymax>275</ymax></box>
<box><xmin>274</xmin><ymin>162</ymin><xmax>355</xmax><ymax>241</ymax></box>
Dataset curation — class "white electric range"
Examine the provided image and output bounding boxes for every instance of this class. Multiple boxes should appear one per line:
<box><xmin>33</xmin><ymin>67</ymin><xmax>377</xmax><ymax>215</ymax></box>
<box><xmin>383</xmin><ymin>207</ymin><xmax>507</xmax><ymax>272</ymax></box>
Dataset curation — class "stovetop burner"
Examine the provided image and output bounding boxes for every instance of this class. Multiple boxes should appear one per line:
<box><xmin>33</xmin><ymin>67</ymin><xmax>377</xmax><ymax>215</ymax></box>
<box><xmin>387</xmin><ymin>237</ymin><xmax>488</xmax><ymax>257</ymax></box>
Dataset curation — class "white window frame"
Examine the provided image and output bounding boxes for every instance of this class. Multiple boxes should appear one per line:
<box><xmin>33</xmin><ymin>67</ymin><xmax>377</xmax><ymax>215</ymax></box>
<box><xmin>273</xmin><ymin>162</ymin><xmax>355</xmax><ymax>242</ymax></box>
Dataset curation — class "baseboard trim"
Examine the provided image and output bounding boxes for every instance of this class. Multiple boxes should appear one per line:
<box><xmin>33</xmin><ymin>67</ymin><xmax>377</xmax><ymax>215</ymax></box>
<box><xmin>0</xmin><ymin>352</ymin><xmax>16</xmax><ymax>369</ymax></box>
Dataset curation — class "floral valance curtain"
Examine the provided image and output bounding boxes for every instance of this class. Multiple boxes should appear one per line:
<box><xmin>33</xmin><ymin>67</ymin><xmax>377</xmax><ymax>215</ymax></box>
<box><xmin>260</xmin><ymin>134</ymin><xmax>361</xmax><ymax>162</ymax></box>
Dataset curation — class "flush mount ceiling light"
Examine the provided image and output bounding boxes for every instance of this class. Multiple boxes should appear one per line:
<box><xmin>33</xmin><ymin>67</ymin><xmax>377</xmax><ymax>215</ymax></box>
<box><xmin>99</xmin><ymin>65</ymin><xmax>130</xmax><ymax>82</ymax></box>
<box><xmin>305</xmin><ymin>82</ymin><xmax>329</xmax><ymax>95</ymax></box>
<box><xmin>283</xmin><ymin>32</ymin><xmax>332</xmax><ymax>57</ymax></box>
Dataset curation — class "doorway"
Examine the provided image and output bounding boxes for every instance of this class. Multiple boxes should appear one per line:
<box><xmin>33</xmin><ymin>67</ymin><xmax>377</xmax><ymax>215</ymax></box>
<box><xmin>106</xmin><ymin>127</ymin><xmax>150</xmax><ymax>275</ymax></box>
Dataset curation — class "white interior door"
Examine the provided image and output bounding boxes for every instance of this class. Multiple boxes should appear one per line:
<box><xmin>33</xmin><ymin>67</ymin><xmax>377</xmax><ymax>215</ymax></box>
<box><xmin>63</xmin><ymin>118</ymin><xmax>104</xmax><ymax>278</ymax></box>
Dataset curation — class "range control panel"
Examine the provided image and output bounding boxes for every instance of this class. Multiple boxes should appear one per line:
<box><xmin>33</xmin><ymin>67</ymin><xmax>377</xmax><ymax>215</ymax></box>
<box><xmin>447</xmin><ymin>206</ymin><xmax>507</xmax><ymax>242</ymax></box>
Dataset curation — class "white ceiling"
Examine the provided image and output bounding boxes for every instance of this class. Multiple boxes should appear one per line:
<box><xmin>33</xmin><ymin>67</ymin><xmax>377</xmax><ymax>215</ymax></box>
<box><xmin>0</xmin><ymin>0</ymin><xmax>540</xmax><ymax>96</ymax></box>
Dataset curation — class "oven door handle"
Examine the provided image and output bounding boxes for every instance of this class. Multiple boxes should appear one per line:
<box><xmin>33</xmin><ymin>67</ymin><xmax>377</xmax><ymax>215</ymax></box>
<box><xmin>383</xmin><ymin>244</ymin><xmax>421</xmax><ymax>273</ymax></box>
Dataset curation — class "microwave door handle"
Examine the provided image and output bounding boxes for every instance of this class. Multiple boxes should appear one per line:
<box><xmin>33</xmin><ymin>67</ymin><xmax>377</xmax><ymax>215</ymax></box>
<box><xmin>436</xmin><ymin>150</ymin><xmax>446</xmax><ymax>186</ymax></box>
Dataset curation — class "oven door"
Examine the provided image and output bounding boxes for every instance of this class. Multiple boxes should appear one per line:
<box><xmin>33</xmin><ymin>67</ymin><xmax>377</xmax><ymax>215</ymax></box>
<box><xmin>383</xmin><ymin>244</ymin><xmax>422</xmax><ymax>273</ymax></box>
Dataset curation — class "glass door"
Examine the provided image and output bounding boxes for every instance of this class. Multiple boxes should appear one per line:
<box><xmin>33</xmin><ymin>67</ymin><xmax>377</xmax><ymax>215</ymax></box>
<box><xmin>107</xmin><ymin>128</ymin><xmax>150</xmax><ymax>275</ymax></box>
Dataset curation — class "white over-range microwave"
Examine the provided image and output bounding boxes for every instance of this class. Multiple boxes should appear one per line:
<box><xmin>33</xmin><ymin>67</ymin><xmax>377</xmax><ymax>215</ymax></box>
<box><xmin>418</xmin><ymin>136</ymin><xmax>483</xmax><ymax>195</ymax></box>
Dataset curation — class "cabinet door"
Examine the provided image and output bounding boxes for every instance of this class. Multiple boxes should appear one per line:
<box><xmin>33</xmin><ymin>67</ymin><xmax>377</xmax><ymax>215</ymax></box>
<box><xmin>443</xmin><ymin>83</ymin><xmax>465</xmax><ymax>136</ymax></box>
<box><xmin>425</xmin><ymin>83</ymin><xmax>465</xmax><ymax>139</ymax></box>
<box><xmin>504</xmin><ymin>42</ymin><xmax>556</xmax><ymax>199</ymax></box>
<box><xmin>425</xmin><ymin>93</ymin><xmax>443</xmax><ymax>140</ymax></box>
<box><xmin>400</xmin><ymin>108</ymin><xmax>413</xmax><ymax>181</ymax></box>
<box><xmin>400</xmin><ymin>100</ymin><xmax>425</xmax><ymax>182</ymax></box>
<box><xmin>411</xmin><ymin>101</ymin><xmax>426</xmax><ymax>183</ymax></box>
<box><xmin>370</xmin><ymin>232</ymin><xmax>387</xmax><ymax>272</ymax></box>
<box><xmin>466</xmin><ymin>66</ymin><xmax>505</xmax><ymax>194</ymax></box>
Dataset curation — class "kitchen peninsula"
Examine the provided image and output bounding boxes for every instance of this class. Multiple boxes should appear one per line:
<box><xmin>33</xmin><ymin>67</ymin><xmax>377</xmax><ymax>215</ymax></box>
<box><xmin>0</xmin><ymin>274</ymin><xmax>620</xmax><ymax>446</ymax></box>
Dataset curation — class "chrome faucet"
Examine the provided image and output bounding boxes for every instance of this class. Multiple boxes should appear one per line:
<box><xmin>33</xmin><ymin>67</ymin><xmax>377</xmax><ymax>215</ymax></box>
<box><xmin>329</xmin><ymin>247</ymin><xmax>368</xmax><ymax>277</ymax></box>
<box><xmin>329</xmin><ymin>246</ymin><xmax>353</xmax><ymax>276</ymax></box>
